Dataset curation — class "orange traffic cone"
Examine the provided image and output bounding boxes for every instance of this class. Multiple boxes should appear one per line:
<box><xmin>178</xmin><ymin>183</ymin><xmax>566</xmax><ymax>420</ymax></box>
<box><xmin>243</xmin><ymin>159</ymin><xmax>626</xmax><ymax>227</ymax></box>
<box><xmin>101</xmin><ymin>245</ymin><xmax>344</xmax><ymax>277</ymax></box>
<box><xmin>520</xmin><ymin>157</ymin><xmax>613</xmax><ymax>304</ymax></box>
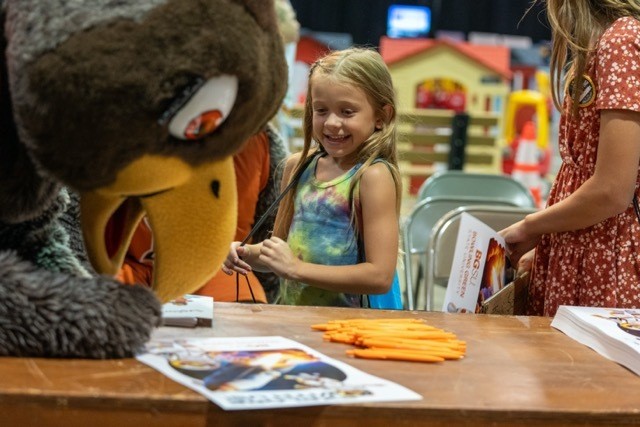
<box><xmin>512</xmin><ymin>121</ymin><xmax>542</xmax><ymax>207</ymax></box>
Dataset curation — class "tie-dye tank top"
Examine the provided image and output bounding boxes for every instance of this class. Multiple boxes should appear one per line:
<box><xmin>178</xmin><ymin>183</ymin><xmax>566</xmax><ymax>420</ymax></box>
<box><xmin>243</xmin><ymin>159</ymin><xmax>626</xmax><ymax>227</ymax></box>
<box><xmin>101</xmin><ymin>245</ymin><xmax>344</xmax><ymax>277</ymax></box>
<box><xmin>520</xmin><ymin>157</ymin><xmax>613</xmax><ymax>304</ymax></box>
<box><xmin>278</xmin><ymin>155</ymin><xmax>362</xmax><ymax>307</ymax></box>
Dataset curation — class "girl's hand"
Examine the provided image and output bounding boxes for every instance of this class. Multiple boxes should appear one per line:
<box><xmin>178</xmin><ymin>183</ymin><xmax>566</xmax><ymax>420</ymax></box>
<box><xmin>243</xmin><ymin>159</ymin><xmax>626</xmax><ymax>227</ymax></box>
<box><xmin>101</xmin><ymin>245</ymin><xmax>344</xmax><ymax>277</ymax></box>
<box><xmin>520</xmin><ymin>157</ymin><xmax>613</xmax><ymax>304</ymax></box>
<box><xmin>499</xmin><ymin>220</ymin><xmax>540</xmax><ymax>268</ymax></box>
<box><xmin>221</xmin><ymin>241</ymin><xmax>253</xmax><ymax>276</ymax></box>
<box><xmin>259</xmin><ymin>236</ymin><xmax>300</xmax><ymax>280</ymax></box>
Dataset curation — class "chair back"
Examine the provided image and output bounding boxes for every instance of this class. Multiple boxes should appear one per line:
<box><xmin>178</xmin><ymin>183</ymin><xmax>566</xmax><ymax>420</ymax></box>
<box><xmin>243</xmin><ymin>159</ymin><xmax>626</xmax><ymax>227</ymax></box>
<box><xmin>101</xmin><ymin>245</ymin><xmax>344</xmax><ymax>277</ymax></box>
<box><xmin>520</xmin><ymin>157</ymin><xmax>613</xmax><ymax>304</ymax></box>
<box><xmin>425</xmin><ymin>205</ymin><xmax>537</xmax><ymax>311</ymax></box>
<box><xmin>402</xmin><ymin>196</ymin><xmax>522</xmax><ymax>310</ymax></box>
<box><xmin>418</xmin><ymin>171</ymin><xmax>536</xmax><ymax>208</ymax></box>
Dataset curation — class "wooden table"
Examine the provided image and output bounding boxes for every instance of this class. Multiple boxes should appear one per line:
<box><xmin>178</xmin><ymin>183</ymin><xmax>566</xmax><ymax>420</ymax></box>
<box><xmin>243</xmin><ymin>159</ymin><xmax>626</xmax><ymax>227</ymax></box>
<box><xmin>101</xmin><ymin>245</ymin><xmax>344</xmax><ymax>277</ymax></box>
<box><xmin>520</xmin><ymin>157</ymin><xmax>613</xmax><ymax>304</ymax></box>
<box><xmin>2</xmin><ymin>303</ymin><xmax>639</xmax><ymax>426</ymax></box>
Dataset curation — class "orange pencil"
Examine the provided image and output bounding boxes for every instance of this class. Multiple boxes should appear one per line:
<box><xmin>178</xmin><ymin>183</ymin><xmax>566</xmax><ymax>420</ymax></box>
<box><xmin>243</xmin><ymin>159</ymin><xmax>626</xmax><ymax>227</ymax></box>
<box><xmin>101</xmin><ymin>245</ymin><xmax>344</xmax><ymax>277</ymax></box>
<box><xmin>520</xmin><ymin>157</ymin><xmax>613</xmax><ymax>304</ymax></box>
<box><xmin>360</xmin><ymin>338</ymin><xmax>462</xmax><ymax>352</ymax></box>
<box><xmin>359</xmin><ymin>337</ymin><xmax>466</xmax><ymax>350</ymax></box>
<box><xmin>367</xmin><ymin>346</ymin><xmax>464</xmax><ymax>360</ymax></box>
<box><xmin>347</xmin><ymin>348</ymin><xmax>445</xmax><ymax>363</ymax></box>
<box><xmin>357</xmin><ymin>330</ymin><xmax>457</xmax><ymax>340</ymax></box>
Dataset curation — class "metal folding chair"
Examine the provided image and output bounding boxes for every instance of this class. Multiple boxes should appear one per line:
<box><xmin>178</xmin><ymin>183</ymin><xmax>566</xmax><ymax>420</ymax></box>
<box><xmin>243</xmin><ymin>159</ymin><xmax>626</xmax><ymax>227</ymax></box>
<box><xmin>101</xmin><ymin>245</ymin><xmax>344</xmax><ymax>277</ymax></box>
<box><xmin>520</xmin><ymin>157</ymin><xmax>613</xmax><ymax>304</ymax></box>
<box><xmin>401</xmin><ymin>196</ymin><xmax>523</xmax><ymax>310</ymax></box>
<box><xmin>417</xmin><ymin>170</ymin><xmax>536</xmax><ymax>208</ymax></box>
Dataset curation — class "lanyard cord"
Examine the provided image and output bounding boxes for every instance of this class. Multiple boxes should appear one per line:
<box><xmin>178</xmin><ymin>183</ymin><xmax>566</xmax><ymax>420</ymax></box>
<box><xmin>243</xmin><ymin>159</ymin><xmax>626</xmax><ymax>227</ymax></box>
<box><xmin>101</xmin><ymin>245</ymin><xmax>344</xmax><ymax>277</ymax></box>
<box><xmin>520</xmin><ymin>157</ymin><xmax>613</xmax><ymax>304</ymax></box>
<box><xmin>235</xmin><ymin>152</ymin><xmax>320</xmax><ymax>302</ymax></box>
<box><xmin>239</xmin><ymin>152</ymin><xmax>319</xmax><ymax>246</ymax></box>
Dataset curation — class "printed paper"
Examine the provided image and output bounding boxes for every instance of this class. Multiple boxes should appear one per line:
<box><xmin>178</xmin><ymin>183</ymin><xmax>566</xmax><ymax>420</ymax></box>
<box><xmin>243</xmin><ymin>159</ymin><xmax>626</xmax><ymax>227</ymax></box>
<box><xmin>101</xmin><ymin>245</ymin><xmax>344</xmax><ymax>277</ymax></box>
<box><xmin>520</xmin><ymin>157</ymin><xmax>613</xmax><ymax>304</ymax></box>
<box><xmin>137</xmin><ymin>336</ymin><xmax>422</xmax><ymax>410</ymax></box>
<box><xmin>442</xmin><ymin>213</ymin><xmax>507</xmax><ymax>313</ymax></box>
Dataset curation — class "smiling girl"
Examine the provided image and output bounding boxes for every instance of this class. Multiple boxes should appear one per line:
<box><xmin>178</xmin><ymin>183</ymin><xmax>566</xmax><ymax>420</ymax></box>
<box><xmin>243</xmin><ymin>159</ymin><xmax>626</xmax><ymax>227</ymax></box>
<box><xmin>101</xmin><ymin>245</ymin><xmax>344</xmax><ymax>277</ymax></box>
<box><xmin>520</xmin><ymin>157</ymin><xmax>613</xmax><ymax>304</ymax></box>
<box><xmin>222</xmin><ymin>48</ymin><xmax>402</xmax><ymax>307</ymax></box>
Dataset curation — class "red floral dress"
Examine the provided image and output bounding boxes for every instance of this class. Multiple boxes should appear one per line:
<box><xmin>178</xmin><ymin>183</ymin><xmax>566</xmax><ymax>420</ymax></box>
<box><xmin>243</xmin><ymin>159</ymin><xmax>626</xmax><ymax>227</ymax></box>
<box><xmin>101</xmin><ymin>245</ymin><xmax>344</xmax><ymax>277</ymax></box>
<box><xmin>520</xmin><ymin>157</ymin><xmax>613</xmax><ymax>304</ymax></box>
<box><xmin>529</xmin><ymin>16</ymin><xmax>640</xmax><ymax>316</ymax></box>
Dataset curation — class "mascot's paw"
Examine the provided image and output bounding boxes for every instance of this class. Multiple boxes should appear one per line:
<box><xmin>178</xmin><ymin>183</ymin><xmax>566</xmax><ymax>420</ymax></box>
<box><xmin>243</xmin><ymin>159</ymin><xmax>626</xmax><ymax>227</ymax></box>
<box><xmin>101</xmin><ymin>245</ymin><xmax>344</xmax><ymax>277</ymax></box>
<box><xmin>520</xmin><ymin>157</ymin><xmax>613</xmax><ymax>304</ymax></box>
<box><xmin>0</xmin><ymin>252</ymin><xmax>161</xmax><ymax>358</ymax></box>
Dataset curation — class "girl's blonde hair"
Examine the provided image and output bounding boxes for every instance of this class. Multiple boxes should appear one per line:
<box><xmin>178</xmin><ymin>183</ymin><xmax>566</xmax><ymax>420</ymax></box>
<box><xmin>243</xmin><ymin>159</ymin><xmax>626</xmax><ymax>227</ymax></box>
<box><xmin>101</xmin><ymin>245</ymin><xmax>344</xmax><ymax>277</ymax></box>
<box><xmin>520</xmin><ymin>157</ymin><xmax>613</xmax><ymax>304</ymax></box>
<box><xmin>543</xmin><ymin>0</ymin><xmax>640</xmax><ymax>114</ymax></box>
<box><xmin>274</xmin><ymin>47</ymin><xmax>401</xmax><ymax>238</ymax></box>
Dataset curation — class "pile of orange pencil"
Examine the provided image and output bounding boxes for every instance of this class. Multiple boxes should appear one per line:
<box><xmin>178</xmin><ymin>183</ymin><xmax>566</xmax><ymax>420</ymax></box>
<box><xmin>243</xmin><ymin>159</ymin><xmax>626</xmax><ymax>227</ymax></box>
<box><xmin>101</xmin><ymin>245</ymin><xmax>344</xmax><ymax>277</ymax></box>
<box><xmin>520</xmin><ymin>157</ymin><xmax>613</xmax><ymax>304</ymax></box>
<box><xmin>311</xmin><ymin>318</ymin><xmax>466</xmax><ymax>363</ymax></box>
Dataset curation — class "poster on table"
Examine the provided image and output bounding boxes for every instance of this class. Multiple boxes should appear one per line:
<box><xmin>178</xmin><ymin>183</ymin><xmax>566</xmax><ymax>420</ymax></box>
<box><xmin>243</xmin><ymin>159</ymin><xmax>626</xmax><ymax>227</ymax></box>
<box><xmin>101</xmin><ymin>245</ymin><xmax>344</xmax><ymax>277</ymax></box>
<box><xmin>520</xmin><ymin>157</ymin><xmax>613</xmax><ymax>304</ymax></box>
<box><xmin>442</xmin><ymin>213</ymin><xmax>507</xmax><ymax>313</ymax></box>
<box><xmin>137</xmin><ymin>335</ymin><xmax>421</xmax><ymax>410</ymax></box>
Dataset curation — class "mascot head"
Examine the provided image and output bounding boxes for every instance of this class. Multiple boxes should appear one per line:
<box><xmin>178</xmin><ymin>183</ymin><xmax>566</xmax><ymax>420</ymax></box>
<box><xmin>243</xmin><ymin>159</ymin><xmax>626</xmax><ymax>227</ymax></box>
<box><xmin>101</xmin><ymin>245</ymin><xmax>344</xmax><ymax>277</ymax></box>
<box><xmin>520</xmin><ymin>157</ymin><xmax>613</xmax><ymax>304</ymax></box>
<box><xmin>1</xmin><ymin>0</ymin><xmax>287</xmax><ymax>302</ymax></box>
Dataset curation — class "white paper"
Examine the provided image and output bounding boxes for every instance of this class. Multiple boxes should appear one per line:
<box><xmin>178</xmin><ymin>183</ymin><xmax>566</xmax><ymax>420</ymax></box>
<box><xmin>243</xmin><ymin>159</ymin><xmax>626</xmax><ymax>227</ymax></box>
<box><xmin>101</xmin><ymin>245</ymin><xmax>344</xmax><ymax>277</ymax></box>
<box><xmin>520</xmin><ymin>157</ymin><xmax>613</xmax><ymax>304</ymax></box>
<box><xmin>442</xmin><ymin>213</ymin><xmax>507</xmax><ymax>313</ymax></box>
<box><xmin>136</xmin><ymin>336</ymin><xmax>421</xmax><ymax>410</ymax></box>
<box><xmin>162</xmin><ymin>294</ymin><xmax>214</xmax><ymax>327</ymax></box>
<box><xmin>551</xmin><ymin>306</ymin><xmax>640</xmax><ymax>376</ymax></box>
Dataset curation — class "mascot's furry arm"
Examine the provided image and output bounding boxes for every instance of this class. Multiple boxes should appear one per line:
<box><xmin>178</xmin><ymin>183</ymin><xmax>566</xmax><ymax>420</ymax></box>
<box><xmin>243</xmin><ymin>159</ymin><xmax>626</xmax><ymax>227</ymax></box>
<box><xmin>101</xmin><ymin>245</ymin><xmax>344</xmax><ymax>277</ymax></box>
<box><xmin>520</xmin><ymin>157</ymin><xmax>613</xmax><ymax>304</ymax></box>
<box><xmin>0</xmin><ymin>0</ymin><xmax>286</xmax><ymax>358</ymax></box>
<box><xmin>252</xmin><ymin>124</ymin><xmax>288</xmax><ymax>302</ymax></box>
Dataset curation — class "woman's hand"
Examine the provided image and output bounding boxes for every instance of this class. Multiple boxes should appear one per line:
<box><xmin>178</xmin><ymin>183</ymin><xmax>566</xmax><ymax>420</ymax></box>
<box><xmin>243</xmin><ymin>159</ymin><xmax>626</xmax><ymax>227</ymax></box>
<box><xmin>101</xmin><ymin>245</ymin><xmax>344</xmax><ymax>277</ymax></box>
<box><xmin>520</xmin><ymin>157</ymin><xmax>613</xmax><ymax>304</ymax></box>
<box><xmin>258</xmin><ymin>236</ymin><xmax>300</xmax><ymax>280</ymax></box>
<box><xmin>516</xmin><ymin>249</ymin><xmax>535</xmax><ymax>276</ymax></box>
<box><xmin>221</xmin><ymin>241</ymin><xmax>253</xmax><ymax>276</ymax></box>
<box><xmin>500</xmin><ymin>219</ymin><xmax>540</xmax><ymax>268</ymax></box>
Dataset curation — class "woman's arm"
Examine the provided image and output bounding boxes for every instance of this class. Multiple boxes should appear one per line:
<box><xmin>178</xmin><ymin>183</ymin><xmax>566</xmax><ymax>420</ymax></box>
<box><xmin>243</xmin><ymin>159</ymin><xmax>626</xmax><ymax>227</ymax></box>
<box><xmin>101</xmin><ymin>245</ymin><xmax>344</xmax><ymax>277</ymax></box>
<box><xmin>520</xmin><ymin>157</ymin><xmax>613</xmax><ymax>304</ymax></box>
<box><xmin>502</xmin><ymin>109</ymin><xmax>640</xmax><ymax>264</ymax></box>
<box><xmin>258</xmin><ymin>162</ymin><xmax>399</xmax><ymax>294</ymax></box>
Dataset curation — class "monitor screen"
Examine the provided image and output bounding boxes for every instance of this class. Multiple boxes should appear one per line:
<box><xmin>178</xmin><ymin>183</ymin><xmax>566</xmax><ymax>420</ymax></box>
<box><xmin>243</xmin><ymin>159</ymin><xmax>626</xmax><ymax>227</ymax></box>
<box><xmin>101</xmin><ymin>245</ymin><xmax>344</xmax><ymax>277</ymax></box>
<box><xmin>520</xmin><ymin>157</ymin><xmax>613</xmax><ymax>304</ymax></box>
<box><xmin>387</xmin><ymin>4</ymin><xmax>431</xmax><ymax>38</ymax></box>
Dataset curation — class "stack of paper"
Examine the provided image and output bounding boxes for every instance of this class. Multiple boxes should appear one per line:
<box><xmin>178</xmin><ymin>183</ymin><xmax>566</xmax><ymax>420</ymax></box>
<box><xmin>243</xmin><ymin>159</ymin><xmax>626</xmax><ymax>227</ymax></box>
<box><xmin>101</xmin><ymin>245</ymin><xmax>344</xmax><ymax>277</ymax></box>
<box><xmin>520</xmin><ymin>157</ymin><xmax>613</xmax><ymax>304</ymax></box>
<box><xmin>551</xmin><ymin>306</ymin><xmax>640</xmax><ymax>376</ymax></box>
<box><xmin>162</xmin><ymin>294</ymin><xmax>214</xmax><ymax>328</ymax></box>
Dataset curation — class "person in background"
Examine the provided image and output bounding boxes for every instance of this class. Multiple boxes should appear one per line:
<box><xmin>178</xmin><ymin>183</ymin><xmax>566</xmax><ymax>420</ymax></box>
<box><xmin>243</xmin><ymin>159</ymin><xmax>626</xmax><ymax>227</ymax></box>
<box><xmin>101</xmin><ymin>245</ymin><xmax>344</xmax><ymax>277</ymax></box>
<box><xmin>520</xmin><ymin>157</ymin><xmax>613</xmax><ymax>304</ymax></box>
<box><xmin>116</xmin><ymin>0</ymin><xmax>300</xmax><ymax>303</ymax></box>
<box><xmin>223</xmin><ymin>47</ymin><xmax>402</xmax><ymax>308</ymax></box>
<box><xmin>117</xmin><ymin>125</ymin><xmax>287</xmax><ymax>303</ymax></box>
<box><xmin>501</xmin><ymin>0</ymin><xmax>640</xmax><ymax>316</ymax></box>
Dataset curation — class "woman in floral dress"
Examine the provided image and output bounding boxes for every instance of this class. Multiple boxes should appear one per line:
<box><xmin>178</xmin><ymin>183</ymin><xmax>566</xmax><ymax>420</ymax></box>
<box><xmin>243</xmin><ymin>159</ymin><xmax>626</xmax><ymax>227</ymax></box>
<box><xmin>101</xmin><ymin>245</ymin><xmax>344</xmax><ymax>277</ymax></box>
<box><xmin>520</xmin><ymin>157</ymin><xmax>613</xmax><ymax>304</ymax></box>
<box><xmin>501</xmin><ymin>1</ymin><xmax>640</xmax><ymax>316</ymax></box>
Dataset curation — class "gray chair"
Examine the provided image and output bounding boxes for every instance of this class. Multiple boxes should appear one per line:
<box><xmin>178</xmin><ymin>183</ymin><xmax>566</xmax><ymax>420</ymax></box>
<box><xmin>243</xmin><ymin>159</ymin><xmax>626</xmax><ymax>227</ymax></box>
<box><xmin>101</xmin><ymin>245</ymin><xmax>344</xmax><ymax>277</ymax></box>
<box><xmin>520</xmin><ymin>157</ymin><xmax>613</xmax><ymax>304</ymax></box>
<box><xmin>417</xmin><ymin>170</ymin><xmax>537</xmax><ymax>208</ymax></box>
<box><xmin>401</xmin><ymin>196</ymin><xmax>523</xmax><ymax>310</ymax></box>
<box><xmin>425</xmin><ymin>205</ymin><xmax>537</xmax><ymax>311</ymax></box>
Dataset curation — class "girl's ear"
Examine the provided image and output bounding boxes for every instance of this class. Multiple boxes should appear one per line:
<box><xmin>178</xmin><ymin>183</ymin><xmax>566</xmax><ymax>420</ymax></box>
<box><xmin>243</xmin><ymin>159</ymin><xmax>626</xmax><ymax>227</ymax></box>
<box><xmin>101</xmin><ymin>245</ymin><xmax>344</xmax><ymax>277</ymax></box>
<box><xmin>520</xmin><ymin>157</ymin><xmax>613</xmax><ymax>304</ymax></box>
<box><xmin>376</xmin><ymin>104</ymin><xmax>393</xmax><ymax>130</ymax></box>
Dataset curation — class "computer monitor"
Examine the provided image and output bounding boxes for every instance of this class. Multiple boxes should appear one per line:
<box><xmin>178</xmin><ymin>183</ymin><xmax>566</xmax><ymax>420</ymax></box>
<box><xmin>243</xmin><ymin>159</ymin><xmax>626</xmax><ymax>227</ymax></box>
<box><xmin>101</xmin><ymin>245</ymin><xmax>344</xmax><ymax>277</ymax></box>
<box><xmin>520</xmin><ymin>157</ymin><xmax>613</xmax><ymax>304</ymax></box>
<box><xmin>387</xmin><ymin>4</ymin><xmax>431</xmax><ymax>38</ymax></box>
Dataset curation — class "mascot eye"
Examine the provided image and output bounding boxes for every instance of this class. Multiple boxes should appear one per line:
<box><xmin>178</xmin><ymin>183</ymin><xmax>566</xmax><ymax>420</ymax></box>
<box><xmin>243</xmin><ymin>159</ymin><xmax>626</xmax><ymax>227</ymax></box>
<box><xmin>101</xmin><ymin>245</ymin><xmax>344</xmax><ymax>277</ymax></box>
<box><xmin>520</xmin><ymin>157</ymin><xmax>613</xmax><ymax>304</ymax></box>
<box><xmin>164</xmin><ymin>75</ymin><xmax>238</xmax><ymax>140</ymax></box>
<box><xmin>184</xmin><ymin>110</ymin><xmax>223</xmax><ymax>140</ymax></box>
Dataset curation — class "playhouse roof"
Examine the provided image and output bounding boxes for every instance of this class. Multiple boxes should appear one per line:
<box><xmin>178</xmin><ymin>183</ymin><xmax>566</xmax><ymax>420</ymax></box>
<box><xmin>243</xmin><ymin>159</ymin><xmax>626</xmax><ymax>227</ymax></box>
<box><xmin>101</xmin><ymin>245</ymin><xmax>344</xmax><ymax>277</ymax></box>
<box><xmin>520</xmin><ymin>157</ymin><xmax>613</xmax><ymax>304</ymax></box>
<box><xmin>379</xmin><ymin>36</ymin><xmax>512</xmax><ymax>80</ymax></box>
<box><xmin>295</xmin><ymin>35</ymin><xmax>330</xmax><ymax>65</ymax></box>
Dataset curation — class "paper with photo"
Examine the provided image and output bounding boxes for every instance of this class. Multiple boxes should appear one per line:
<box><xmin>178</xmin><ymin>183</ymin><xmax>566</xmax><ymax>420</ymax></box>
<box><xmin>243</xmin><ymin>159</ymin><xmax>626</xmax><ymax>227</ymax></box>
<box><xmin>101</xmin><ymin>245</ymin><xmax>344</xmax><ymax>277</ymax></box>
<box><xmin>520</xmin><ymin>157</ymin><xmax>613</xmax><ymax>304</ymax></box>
<box><xmin>443</xmin><ymin>212</ymin><xmax>507</xmax><ymax>313</ymax></box>
<box><xmin>552</xmin><ymin>306</ymin><xmax>640</xmax><ymax>375</ymax></box>
<box><xmin>137</xmin><ymin>335</ymin><xmax>421</xmax><ymax>410</ymax></box>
